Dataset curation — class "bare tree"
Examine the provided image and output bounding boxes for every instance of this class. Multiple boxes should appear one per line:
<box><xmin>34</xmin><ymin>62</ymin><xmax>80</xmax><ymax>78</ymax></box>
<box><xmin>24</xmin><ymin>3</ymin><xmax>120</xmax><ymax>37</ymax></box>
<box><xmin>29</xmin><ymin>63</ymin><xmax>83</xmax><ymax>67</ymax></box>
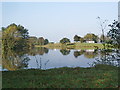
<box><xmin>96</xmin><ymin>16</ymin><xmax>108</xmax><ymax>49</ymax></box>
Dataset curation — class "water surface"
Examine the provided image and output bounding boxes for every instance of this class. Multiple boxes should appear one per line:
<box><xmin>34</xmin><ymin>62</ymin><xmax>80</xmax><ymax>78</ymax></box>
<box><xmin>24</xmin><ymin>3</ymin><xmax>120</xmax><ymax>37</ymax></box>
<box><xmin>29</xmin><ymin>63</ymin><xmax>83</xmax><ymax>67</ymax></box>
<box><xmin>2</xmin><ymin>47</ymin><xmax>119</xmax><ymax>71</ymax></box>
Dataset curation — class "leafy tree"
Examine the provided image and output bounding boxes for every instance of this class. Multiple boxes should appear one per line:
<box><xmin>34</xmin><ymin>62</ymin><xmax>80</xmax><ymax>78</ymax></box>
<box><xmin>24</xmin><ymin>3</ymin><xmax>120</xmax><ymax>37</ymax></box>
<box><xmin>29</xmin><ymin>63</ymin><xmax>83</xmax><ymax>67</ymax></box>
<box><xmin>74</xmin><ymin>35</ymin><xmax>81</xmax><ymax>42</ymax></box>
<box><xmin>84</xmin><ymin>33</ymin><xmax>98</xmax><ymax>43</ymax></box>
<box><xmin>107</xmin><ymin>20</ymin><xmax>120</xmax><ymax>48</ymax></box>
<box><xmin>28</xmin><ymin>36</ymin><xmax>38</xmax><ymax>47</ymax></box>
<box><xmin>80</xmin><ymin>37</ymin><xmax>84</xmax><ymax>43</ymax></box>
<box><xmin>2</xmin><ymin>23</ymin><xmax>29</xmax><ymax>51</ymax></box>
<box><xmin>60</xmin><ymin>38</ymin><xmax>70</xmax><ymax>44</ymax></box>
<box><xmin>29</xmin><ymin>37</ymin><xmax>49</xmax><ymax>46</ymax></box>
<box><xmin>44</xmin><ymin>39</ymin><xmax>49</xmax><ymax>45</ymax></box>
<box><xmin>38</xmin><ymin>37</ymin><xmax>44</xmax><ymax>45</ymax></box>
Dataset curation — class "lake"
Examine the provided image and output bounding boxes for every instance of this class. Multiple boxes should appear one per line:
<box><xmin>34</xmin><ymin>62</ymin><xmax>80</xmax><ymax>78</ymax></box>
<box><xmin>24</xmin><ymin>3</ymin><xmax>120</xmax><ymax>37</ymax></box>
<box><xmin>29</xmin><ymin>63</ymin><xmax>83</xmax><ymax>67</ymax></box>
<box><xmin>2</xmin><ymin>47</ymin><xmax>119</xmax><ymax>71</ymax></box>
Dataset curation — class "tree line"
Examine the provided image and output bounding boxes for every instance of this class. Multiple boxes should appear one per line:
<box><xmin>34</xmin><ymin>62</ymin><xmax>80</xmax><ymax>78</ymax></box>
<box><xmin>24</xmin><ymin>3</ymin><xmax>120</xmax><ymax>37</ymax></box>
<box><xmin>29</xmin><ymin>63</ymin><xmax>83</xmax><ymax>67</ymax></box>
<box><xmin>60</xmin><ymin>20</ymin><xmax>120</xmax><ymax>47</ymax></box>
<box><xmin>1</xmin><ymin>23</ymin><xmax>49</xmax><ymax>52</ymax></box>
<box><xmin>60</xmin><ymin>33</ymin><xmax>111</xmax><ymax>44</ymax></box>
<box><xmin>28</xmin><ymin>36</ymin><xmax>49</xmax><ymax>47</ymax></box>
<box><xmin>1</xmin><ymin>20</ymin><xmax>120</xmax><ymax>52</ymax></box>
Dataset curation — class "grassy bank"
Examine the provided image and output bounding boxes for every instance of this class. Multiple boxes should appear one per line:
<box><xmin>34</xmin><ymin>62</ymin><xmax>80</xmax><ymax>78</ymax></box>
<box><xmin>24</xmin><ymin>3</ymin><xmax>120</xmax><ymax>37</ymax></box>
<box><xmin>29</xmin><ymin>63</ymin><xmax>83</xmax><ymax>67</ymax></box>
<box><xmin>36</xmin><ymin>43</ymin><xmax>105</xmax><ymax>49</ymax></box>
<box><xmin>75</xmin><ymin>43</ymin><xmax>104</xmax><ymax>49</ymax></box>
<box><xmin>2</xmin><ymin>64</ymin><xmax>118</xmax><ymax>88</ymax></box>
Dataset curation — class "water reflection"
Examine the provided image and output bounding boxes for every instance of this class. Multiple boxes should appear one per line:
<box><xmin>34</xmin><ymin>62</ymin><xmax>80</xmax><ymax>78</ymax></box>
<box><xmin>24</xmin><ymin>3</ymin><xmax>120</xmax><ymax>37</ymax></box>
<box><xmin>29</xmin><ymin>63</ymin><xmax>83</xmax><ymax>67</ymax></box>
<box><xmin>74</xmin><ymin>50</ymin><xmax>84</xmax><ymax>58</ymax></box>
<box><xmin>2</xmin><ymin>50</ymin><xmax>30</xmax><ymax>71</ymax></box>
<box><xmin>60</xmin><ymin>49</ymin><xmax>70</xmax><ymax>55</ymax></box>
<box><xmin>33</xmin><ymin>56</ymin><xmax>50</xmax><ymax>70</ymax></box>
<box><xmin>73</xmin><ymin>49</ymin><xmax>98</xmax><ymax>59</ymax></box>
<box><xmin>28</xmin><ymin>47</ymin><xmax>49</xmax><ymax>56</ymax></box>
<box><xmin>2</xmin><ymin>47</ymin><xmax>119</xmax><ymax>71</ymax></box>
<box><xmin>91</xmin><ymin>49</ymin><xmax>120</xmax><ymax>67</ymax></box>
<box><xmin>84</xmin><ymin>49</ymin><xmax>98</xmax><ymax>59</ymax></box>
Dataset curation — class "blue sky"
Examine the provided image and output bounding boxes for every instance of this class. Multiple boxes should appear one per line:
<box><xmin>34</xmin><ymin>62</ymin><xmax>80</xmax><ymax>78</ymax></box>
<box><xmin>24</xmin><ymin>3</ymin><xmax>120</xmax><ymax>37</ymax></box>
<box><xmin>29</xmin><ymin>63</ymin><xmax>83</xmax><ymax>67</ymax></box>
<box><xmin>2</xmin><ymin>2</ymin><xmax>118</xmax><ymax>42</ymax></box>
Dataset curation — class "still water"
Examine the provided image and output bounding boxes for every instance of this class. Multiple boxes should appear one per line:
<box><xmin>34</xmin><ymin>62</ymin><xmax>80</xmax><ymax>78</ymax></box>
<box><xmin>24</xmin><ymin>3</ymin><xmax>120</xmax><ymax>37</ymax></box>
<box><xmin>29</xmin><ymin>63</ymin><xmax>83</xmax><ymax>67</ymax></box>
<box><xmin>28</xmin><ymin>49</ymin><xmax>98</xmax><ymax>69</ymax></box>
<box><xmin>2</xmin><ymin>47</ymin><xmax>119</xmax><ymax>71</ymax></box>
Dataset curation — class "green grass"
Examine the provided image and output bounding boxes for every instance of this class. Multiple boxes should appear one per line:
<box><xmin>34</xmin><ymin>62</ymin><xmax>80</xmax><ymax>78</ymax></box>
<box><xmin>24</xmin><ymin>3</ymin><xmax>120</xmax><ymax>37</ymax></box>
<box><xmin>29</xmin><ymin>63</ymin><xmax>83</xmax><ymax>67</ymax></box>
<box><xmin>37</xmin><ymin>42</ymin><xmax>113</xmax><ymax>49</ymax></box>
<box><xmin>2</xmin><ymin>64</ymin><xmax>119</xmax><ymax>88</ymax></box>
<box><xmin>35</xmin><ymin>42</ymin><xmax>111</xmax><ymax>49</ymax></box>
<box><xmin>75</xmin><ymin>43</ymin><xmax>104</xmax><ymax>49</ymax></box>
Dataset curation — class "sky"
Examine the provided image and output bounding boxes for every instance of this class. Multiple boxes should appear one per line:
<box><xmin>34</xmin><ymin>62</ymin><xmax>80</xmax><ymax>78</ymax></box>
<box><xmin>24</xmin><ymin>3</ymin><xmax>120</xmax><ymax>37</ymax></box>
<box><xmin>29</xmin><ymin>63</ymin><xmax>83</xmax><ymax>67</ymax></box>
<box><xmin>118</xmin><ymin>1</ymin><xmax>120</xmax><ymax>22</ymax></box>
<box><xmin>2</xmin><ymin>2</ymin><xmax>118</xmax><ymax>42</ymax></box>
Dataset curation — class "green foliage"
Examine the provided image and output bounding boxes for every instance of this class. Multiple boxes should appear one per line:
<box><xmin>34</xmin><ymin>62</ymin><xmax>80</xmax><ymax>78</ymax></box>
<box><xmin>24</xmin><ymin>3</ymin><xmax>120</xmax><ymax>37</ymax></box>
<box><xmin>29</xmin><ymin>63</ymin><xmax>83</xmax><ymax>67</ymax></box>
<box><xmin>28</xmin><ymin>36</ymin><xmax>38</xmax><ymax>47</ymax></box>
<box><xmin>2</xmin><ymin>23</ymin><xmax>29</xmax><ymax>51</ymax></box>
<box><xmin>44</xmin><ymin>39</ymin><xmax>49</xmax><ymax>45</ymax></box>
<box><xmin>37</xmin><ymin>37</ymin><xmax>49</xmax><ymax>45</ymax></box>
<box><xmin>100</xmin><ymin>34</ymin><xmax>111</xmax><ymax>44</ymax></box>
<box><xmin>80</xmin><ymin>37</ymin><xmax>84</xmax><ymax>43</ymax></box>
<box><xmin>28</xmin><ymin>37</ymin><xmax>49</xmax><ymax>46</ymax></box>
<box><xmin>38</xmin><ymin>37</ymin><xmax>44</xmax><ymax>45</ymax></box>
<box><xmin>60</xmin><ymin>38</ymin><xmax>70</xmax><ymax>44</ymax></box>
<box><xmin>74</xmin><ymin>35</ymin><xmax>81</xmax><ymax>42</ymax></box>
<box><xmin>107</xmin><ymin>20</ymin><xmax>120</xmax><ymax>48</ymax></box>
<box><xmin>84</xmin><ymin>33</ymin><xmax>99</xmax><ymax>43</ymax></box>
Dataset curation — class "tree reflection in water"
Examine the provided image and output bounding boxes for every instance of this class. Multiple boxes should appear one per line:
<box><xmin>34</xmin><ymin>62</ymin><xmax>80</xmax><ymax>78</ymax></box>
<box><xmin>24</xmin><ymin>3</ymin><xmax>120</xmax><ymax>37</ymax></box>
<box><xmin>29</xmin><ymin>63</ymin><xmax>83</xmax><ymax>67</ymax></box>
<box><xmin>91</xmin><ymin>49</ymin><xmax>120</xmax><ymax>67</ymax></box>
<box><xmin>73</xmin><ymin>49</ymin><xmax>98</xmax><ymax>59</ymax></box>
<box><xmin>2</xmin><ymin>47</ymin><xmax>50</xmax><ymax>71</ymax></box>
<box><xmin>74</xmin><ymin>50</ymin><xmax>84</xmax><ymax>58</ymax></box>
<box><xmin>28</xmin><ymin>47</ymin><xmax>49</xmax><ymax>56</ymax></box>
<box><xmin>2</xmin><ymin>50</ymin><xmax>30</xmax><ymax>71</ymax></box>
<box><xmin>84</xmin><ymin>49</ymin><xmax>98</xmax><ymax>59</ymax></box>
<box><xmin>60</xmin><ymin>49</ymin><xmax>70</xmax><ymax>55</ymax></box>
<box><xmin>3</xmin><ymin>47</ymin><xmax>119</xmax><ymax>71</ymax></box>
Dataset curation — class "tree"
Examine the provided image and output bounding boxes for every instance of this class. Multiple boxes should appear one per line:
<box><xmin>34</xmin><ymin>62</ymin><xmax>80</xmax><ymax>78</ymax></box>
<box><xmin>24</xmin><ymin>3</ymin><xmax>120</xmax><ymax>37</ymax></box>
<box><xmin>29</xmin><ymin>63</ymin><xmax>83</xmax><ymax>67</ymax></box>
<box><xmin>97</xmin><ymin>17</ymin><xmax>108</xmax><ymax>49</ymax></box>
<box><xmin>60</xmin><ymin>38</ymin><xmax>70</xmax><ymax>44</ymax></box>
<box><xmin>74</xmin><ymin>35</ymin><xmax>81</xmax><ymax>42</ymax></box>
<box><xmin>80</xmin><ymin>37</ymin><xmax>84</xmax><ymax>43</ymax></box>
<box><xmin>28</xmin><ymin>36</ymin><xmax>38</xmax><ymax>47</ymax></box>
<box><xmin>38</xmin><ymin>37</ymin><xmax>44</xmax><ymax>45</ymax></box>
<box><xmin>84</xmin><ymin>33</ymin><xmax>98</xmax><ymax>43</ymax></box>
<box><xmin>100</xmin><ymin>34</ymin><xmax>105</xmax><ymax>43</ymax></box>
<box><xmin>44</xmin><ymin>39</ymin><xmax>49</xmax><ymax>45</ymax></box>
<box><xmin>100</xmin><ymin>34</ymin><xmax>111</xmax><ymax>43</ymax></box>
<box><xmin>107</xmin><ymin>20</ymin><xmax>120</xmax><ymax>48</ymax></box>
<box><xmin>2</xmin><ymin>23</ymin><xmax>29</xmax><ymax>51</ymax></box>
